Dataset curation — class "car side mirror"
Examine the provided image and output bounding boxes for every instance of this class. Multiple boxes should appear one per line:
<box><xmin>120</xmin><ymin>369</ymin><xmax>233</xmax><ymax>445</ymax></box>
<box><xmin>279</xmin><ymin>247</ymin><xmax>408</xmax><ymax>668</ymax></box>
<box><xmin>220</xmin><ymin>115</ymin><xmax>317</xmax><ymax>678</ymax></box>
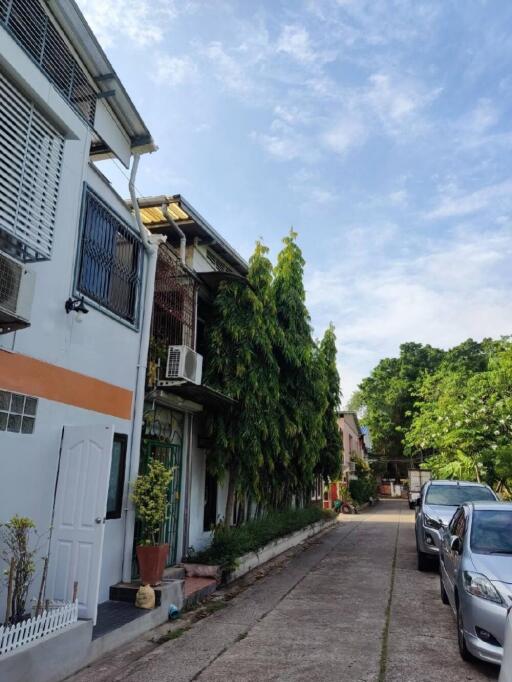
<box><xmin>450</xmin><ymin>536</ymin><xmax>462</xmax><ymax>554</ymax></box>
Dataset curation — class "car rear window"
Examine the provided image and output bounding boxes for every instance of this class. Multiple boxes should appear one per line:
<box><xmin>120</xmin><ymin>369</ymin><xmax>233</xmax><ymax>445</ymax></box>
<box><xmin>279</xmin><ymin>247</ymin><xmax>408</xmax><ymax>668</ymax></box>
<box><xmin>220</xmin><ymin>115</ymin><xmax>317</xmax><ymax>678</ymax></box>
<box><xmin>471</xmin><ymin>510</ymin><xmax>512</xmax><ymax>554</ymax></box>
<box><xmin>425</xmin><ymin>485</ymin><xmax>496</xmax><ymax>506</ymax></box>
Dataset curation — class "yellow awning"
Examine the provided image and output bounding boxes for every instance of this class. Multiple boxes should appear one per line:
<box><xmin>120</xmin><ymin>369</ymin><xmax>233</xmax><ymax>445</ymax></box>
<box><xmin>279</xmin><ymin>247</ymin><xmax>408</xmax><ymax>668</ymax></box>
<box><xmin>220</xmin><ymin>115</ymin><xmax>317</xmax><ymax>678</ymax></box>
<box><xmin>139</xmin><ymin>202</ymin><xmax>189</xmax><ymax>226</ymax></box>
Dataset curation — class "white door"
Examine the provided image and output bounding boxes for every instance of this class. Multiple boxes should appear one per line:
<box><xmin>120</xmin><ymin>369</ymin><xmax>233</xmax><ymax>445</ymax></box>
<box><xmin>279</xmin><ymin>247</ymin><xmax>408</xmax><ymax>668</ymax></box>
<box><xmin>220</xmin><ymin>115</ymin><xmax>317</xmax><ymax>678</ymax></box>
<box><xmin>47</xmin><ymin>425</ymin><xmax>114</xmax><ymax>624</ymax></box>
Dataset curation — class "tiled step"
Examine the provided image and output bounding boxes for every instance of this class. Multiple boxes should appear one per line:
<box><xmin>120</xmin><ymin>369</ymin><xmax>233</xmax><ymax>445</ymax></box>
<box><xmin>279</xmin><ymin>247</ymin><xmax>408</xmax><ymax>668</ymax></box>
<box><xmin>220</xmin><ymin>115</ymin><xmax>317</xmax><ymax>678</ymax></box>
<box><xmin>184</xmin><ymin>577</ymin><xmax>217</xmax><ymax>608</ymax></box>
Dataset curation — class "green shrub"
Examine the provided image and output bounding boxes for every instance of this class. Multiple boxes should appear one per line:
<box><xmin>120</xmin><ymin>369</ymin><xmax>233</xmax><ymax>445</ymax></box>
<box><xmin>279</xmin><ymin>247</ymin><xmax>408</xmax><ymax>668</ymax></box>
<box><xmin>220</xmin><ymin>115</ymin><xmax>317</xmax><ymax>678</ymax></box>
<box><xmin>131</xmin><ymin>459</ymin><xmax>172</xmax><ymax>545</ymax></box>
<box><xmin>349</xmin><ymin>476</ymin><xmax>378</xmax><ymax>505</ymax></box>
<box><xmin>188</xmin><ymin>507</ymin><xmax>334</xmax><ymax>570</ymax></box>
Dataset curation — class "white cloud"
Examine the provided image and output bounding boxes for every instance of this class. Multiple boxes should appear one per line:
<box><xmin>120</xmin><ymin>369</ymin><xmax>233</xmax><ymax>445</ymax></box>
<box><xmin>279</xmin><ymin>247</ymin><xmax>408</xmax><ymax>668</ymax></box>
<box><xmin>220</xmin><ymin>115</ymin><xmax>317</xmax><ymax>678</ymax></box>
<box><xmin>151</xmin><ymin>55</ymin><xmax>197</xmax><ymax>86</ymax></box>
<box><xmin>277</xmin><ymin>25</ymin><xmax>317</xmax><ymax>63</ymax></box>
<box><xmin>322</xmin><ymin>116</ymin><xmax>367</xmax><ymax>155</ymax></box>
<box><xmin>204</xmin><ymin>42</ymin><xmax>254</xmax><ymax>97</ymax></box>
<box><xmin>389</xmin><ymin>190</ymin><xmax>407</xmax><ymax>206</ymax></box>
<box><xmin>426</xmin><ymin>178</ymin><xmax>512</xmax><ymax>219</ymax></box>
<box><xmin>77</xmin><ymin>0</ymin><xmax>180</xmax><ymax>48</ymax></box>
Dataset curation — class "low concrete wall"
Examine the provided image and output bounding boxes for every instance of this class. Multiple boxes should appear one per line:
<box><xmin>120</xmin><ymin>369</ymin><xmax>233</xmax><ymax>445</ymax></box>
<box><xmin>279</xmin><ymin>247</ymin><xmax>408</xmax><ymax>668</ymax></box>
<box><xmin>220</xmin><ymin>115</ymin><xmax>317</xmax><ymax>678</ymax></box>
<box><xmin>225</xmin><ymin>518</ymin><xmax>337</xmax><ymax>584</ymax></box>
<box><xmin>0</xmin><ymin>620</ymin><xmax>93</xmax><ymax>682</ymax></box>
<box><xmin>0</xmin><ymin>579</ymin><xmax>184</xmax><ymax>682</ymax></box>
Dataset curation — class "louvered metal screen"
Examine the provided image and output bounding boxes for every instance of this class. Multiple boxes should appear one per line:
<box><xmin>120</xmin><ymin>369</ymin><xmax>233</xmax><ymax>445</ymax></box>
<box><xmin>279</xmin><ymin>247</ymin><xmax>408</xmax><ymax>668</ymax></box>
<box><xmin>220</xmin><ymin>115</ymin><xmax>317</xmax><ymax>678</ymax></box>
<box><xmin>0</xmin><ymin>71</ymin><xmax>64</xmax><ymax>261</ymax></box>
<box><xmin>77</xmin><ymin>188</ymin><xmax>143</xmax><ymax>325</ymax></box>
<box><xmin>0</xmin><ymin>0</ymin><xmax>96</xmax><ymax>125</ymax></box>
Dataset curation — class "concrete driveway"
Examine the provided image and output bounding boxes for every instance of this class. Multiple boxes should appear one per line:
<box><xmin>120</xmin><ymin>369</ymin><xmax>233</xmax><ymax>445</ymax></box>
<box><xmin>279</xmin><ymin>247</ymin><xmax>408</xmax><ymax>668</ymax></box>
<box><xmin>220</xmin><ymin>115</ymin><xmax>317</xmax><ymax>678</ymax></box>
<box><xmin>74</xmin><ymin>500</ymin><xmax>500</xmax><ymax>682</ymax></box>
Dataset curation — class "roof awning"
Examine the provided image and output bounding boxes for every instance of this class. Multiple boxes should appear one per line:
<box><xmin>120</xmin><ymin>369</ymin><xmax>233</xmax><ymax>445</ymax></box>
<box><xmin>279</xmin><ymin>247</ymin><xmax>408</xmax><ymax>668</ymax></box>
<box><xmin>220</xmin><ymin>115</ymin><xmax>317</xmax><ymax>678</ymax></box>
<box><xmin>156</xmin><ymin>382</ymin><xmax>237</xmax><ymax>410</ymax></box>
<box><xmin>199</xmin><ymin>271</ymin><xmax>248</xmax><ymax>291</ymax></box>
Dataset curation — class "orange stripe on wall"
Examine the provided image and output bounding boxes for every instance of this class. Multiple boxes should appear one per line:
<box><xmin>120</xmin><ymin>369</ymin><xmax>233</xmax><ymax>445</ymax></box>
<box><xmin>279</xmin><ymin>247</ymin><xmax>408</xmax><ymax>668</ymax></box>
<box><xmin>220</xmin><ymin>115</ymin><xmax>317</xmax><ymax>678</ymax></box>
<box><xmin>0</xmin><ymin>350</ymin><xmax>133</xmax><ymax>419</ymax></box>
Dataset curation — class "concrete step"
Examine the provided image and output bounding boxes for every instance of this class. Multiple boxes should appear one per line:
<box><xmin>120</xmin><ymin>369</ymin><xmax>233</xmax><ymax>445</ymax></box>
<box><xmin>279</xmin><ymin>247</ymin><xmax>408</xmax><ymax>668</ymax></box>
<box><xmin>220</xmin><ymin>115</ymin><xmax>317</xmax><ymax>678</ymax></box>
<box><xmin>184</xmin><ymin>577</ymin><xmax>217</xmax><ymax>608</ymax></box>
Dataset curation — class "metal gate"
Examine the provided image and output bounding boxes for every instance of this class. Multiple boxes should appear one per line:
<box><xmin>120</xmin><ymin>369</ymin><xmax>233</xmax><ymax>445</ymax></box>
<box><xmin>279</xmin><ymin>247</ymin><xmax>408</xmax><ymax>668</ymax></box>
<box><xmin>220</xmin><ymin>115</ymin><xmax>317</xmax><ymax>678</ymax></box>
<box><xmin>137</xmin><ymin>439</ymin><xmax>183</xmax><ymax>567</ymax></box>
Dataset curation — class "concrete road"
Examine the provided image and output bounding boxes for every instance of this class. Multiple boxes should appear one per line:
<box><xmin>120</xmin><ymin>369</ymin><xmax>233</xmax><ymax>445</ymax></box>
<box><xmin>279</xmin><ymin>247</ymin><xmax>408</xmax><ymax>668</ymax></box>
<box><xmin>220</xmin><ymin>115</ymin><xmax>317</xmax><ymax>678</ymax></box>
<box><xmin>81</xmin><ymin>500</ymin><xmax>501</xmax><ymax>682</ymax></box>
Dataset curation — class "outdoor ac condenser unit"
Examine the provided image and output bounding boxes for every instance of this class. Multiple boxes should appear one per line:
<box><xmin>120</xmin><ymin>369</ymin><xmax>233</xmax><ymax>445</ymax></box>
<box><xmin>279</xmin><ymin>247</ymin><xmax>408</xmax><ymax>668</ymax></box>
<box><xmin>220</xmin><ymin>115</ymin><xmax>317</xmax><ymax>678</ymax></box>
<box><xmin>0</xmin><ymin>251</ymin><xmax>35</xmax><ymax>334</ymax></box>
<box><xmin>165</xmin><ymin>345</ymin><xmax>203</xmax><ymax>385</ymax></box>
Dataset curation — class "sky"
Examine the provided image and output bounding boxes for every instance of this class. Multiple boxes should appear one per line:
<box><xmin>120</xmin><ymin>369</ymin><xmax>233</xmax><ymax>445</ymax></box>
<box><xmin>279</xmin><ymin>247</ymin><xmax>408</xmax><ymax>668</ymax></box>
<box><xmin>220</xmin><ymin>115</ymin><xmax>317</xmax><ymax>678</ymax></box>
<box><xmin>78</xmin><ymin>0</ymin><xmax>512</xmax><ymax>402</ymax></box>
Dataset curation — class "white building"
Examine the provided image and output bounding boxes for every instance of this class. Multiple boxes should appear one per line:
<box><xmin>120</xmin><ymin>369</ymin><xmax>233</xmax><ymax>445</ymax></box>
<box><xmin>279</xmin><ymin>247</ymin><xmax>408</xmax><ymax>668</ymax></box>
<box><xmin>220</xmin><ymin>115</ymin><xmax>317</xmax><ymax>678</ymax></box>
<box><xmin>0</xmin><ymin>0</ymin><xmax>159</xmax><ymax>624</ymax></box>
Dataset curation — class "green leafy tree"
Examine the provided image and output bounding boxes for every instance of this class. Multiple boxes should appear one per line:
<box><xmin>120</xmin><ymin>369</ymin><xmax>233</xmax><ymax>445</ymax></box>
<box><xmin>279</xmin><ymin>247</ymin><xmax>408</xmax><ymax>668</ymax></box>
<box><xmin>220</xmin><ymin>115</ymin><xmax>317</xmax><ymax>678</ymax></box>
<box><xmin>357</xmin><ymin>343</ymin><xmax>444</xmax><ymax>469</ymax></box>
<box><xmin>407</xmin><ymin>339</ymin><xmax>512</xmax><ymax>493</ymax></box>
<box><xmin>317</xmin><ymin>324</ymin><xmax>343</xmax><ymax>480</ymax></box>
<box><xmin>205</xmin><ymin>241</ymin><xmax>280</xmax><ymax>522</ymax></box>
<box><xmin>273</xmin><ymin>231</ymin><xmax>322</xmax><ymax>504</ymax></box>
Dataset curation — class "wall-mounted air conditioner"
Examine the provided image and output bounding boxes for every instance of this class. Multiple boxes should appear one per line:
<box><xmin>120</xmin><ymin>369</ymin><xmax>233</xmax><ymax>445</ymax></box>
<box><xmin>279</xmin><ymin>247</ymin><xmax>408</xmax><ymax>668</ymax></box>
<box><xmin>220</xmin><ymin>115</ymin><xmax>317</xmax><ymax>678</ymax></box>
<box><xmin>0</xmin><ymin>252</ymin><xmax>35</xmax><ymax>334</ymax></box>
<box><xmin>165</xmin><ymin>345</ymin><xmax>203</xmax><ymax>385</ymax></box>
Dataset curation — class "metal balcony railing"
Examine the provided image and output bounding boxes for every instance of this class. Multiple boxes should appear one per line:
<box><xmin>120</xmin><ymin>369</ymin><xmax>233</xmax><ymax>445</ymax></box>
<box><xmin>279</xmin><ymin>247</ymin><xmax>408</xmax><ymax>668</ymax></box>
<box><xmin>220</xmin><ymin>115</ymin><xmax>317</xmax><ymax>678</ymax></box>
<box><xmin>0</xmin><ymin>0</ymin><xmax>96</xmax><ymax>125</ymax></box>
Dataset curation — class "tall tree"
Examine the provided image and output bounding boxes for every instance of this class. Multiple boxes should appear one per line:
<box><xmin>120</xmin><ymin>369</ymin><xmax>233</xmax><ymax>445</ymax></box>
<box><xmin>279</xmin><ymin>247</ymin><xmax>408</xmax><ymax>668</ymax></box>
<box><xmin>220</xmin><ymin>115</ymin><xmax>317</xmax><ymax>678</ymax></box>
<box><xmin>358</xmin><ymin>343</ymin><xmax>444</xmax><ymax>467</ymax></box>
<box><xmin>273</xmin><ymin>231</ymin><xmax>321</xmax><ymax>504</ymax></box>
<box><xmin>205</xmin><ymin>241</ymin><xmax>280</xmax><ymax>522</ymax></box>
<box><xmin>317</xmin><ymin>324</ymin><xmax>343</xmax><ymax>480</ymax></box>
<box><xmin>406</xmin><ymin>338</ymin><xmax>512</xmax><ymax>493</ymax></box>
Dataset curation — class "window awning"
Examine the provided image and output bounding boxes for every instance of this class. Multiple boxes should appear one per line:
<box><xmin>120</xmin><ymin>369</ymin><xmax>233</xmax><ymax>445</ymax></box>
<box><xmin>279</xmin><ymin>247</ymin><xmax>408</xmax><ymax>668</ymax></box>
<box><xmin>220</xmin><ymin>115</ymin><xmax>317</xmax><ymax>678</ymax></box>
<box><xmin>156</xmin><ymin>381</ymin><xmax>237</xmax><ymax>410</ymax></box>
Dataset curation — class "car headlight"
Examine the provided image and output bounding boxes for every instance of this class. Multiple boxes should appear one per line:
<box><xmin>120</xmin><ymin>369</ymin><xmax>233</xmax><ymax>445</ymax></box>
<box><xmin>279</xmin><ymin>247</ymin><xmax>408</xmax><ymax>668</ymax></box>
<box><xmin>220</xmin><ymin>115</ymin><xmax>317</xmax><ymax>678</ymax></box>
<box><xmin>463</xmin><ymin>571</ymin><xmax>502</xmax><ymax>604</ymax></box>
<box><xmin>424</xmin><ymin>515</ymin><xmax>442</xmax><ymax>530</ymax></box>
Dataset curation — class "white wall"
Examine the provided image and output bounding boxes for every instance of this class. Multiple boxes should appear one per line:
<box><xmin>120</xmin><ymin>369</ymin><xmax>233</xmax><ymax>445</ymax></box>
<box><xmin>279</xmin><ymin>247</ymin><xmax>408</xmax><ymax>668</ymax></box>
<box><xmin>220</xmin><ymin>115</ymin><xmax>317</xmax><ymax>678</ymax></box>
<box><xmin>0</xmin><ymin>29</ymin><xmax>146</xmax><ymax>608</ymax></box>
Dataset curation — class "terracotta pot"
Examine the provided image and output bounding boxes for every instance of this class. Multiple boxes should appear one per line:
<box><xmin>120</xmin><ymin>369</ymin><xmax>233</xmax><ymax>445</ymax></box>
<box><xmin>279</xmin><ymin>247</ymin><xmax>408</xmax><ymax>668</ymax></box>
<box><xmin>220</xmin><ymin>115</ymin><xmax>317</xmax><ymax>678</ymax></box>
<box><xmin>136</xmin><ymin>544</ymin><xmax>169</xmax><ymax>586</ymax></box>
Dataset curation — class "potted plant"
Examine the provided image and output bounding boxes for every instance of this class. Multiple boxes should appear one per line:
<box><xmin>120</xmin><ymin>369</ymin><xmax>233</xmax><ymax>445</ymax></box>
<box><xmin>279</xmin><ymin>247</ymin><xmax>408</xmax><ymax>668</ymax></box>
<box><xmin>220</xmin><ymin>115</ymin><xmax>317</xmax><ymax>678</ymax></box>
<box><xmin>131</xmin><ymin>458</ymin><xmax>172</xmax><ymax>586</ymax></box>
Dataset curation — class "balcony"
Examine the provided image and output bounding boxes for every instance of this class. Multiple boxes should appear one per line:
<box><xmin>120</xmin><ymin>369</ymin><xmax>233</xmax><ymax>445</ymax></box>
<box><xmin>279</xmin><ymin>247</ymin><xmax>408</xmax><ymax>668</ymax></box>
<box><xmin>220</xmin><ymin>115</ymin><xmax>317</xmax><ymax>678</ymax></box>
<box><xmin>0</xmin><ymin>0</ymin><xmax>96</xmax><ymax>125</ymax></box>
<box><xmin>147</xmin><ymin>245</ymin><xmax>197</xmax><ymax>389</ymax></box>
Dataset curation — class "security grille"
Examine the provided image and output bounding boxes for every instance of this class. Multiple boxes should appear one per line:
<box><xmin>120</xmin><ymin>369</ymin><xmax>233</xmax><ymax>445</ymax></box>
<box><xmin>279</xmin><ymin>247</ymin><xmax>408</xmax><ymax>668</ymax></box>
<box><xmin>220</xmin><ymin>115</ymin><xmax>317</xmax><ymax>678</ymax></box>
<box><xmin>77</xmin><ymin>188</ymin><xmax>142</xmax><ymax>325</ymax></box>
<box><xmin>0</xmin><ymin>0</ymin><xmax>96</xmax><ymax>125</ymax></box>
<box><xmin>0</xmin><ymin>255</ymin><xmax>21</xmax><ymax>312</ymax></box>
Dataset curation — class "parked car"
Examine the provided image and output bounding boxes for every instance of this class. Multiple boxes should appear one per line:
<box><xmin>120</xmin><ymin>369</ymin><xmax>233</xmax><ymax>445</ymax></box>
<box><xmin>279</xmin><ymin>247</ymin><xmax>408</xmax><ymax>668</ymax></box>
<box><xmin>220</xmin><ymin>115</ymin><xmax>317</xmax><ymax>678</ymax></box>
<box><xmin>415</xmin><ymin>480</ymin><xmax>497</xmax><ymax>571</ymax></box>
<box><xmin>439</xmin><ymin>502</ymin><xmax>512</xmax><ymax>665</ymax></box>
<box><xmin>500</xmin><ymin>607</ymin><xmax>512</xmax><ymax>682</ymax></box>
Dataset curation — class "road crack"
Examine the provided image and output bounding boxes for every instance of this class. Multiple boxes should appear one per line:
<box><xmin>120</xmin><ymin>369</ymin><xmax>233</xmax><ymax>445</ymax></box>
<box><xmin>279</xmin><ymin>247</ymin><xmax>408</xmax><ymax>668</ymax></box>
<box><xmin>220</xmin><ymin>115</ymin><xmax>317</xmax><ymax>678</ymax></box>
<box><xmin>378</xmin><ymin>508</ymin><xmax>401</xmax><ymax>682</ymax></box>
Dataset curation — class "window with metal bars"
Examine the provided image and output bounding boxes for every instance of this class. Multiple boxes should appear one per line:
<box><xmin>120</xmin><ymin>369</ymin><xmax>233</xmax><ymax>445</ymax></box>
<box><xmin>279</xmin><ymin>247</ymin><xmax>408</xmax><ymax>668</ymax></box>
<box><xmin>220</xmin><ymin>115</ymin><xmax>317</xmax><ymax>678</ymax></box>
<box><xmin>0</xmin><ymin>0</ymin><xmax>97</xmax><ymax>125</ymax></box>
<box><xmin>76</xmin><ymin>187</ymin><xmax>142</xmax><ymax>325</ymax></box>
<box><xmin>0</xmin><ymin>70</ymin><xmax>64</xmax><ymax>262</ymax></box>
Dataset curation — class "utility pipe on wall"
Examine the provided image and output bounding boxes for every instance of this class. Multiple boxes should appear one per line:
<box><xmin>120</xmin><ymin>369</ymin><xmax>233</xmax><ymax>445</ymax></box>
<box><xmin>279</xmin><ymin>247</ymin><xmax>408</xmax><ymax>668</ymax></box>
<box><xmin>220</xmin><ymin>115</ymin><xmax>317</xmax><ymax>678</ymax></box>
<box><xmin>122</xmin><ymin>155</ymin><xmax>166</xmax><ymax>582</ymax></box>
<box><xmin>161</xmin><ymin>203</ymin><xmax>186</xmax><ymax>264</ymax></box>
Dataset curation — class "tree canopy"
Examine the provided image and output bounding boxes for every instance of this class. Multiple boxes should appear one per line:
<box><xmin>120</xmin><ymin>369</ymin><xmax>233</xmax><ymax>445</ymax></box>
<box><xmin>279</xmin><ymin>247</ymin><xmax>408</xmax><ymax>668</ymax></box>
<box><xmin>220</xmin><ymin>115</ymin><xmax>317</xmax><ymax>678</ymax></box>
<box><xmin>205</xmin><ymin>233</ymin><xmax>344</xmax><ymax>519</ymax></box>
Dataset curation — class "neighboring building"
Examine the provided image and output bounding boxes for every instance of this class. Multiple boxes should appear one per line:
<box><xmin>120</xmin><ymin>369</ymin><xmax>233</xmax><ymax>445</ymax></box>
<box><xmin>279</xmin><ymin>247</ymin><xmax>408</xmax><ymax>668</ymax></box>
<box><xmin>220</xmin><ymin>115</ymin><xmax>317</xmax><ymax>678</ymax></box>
<box><xmin>132</xmin><ymin>195</ymin><xmax>249</xmax><ymax>561</ymax></box>
<box><xmin>338</xmin><ymin>411</ymin><xmax>368</xmax><ymax>481</ymax></box>
<box><xmin>0</xmin><ymin>0</ymin><xmax>159</xmax><ymax>624</ymax></box>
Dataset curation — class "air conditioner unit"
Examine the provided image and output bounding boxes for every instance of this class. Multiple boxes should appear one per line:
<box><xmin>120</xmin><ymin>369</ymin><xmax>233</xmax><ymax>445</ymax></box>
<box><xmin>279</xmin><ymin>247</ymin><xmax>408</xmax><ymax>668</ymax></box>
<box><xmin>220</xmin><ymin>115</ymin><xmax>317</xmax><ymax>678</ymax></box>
<box><xmin>0</xmin><ymin>251</ymin><xmax>35</xmax><ymax>334</ymax></box>
<box><xmin>165</xmin><ymin>345</ymin><xmax>203</xmax><ymax>385</ymax></box>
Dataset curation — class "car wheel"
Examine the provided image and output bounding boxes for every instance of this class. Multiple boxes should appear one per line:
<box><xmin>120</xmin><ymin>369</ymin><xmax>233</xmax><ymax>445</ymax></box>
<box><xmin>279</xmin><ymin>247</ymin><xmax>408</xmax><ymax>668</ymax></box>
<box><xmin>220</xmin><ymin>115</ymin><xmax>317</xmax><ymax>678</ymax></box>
<box><xmin>417</xmin><ymin>550</ymin><xmax>430</xmax><ymax>571</ymax></box>
<box><xmin>457</xmin><ymin>605</ymin><xmax>475</xmax><ymax>662</ymax></box>
<box><xmin>440</xmin><ymin>572</ymin><xmax>449</xmax><ymax>604</ymax></box>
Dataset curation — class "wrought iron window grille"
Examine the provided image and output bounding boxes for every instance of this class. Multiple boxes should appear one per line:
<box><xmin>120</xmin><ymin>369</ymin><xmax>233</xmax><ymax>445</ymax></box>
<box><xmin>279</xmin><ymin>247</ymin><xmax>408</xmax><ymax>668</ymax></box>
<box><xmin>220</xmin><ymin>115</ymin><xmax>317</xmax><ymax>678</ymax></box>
<box><xmin>0</xmin><ymin>0</ymin><xmax>97</xmax><ymax>126</ymax></box>
<box><xmin>76</xmin><ymin>187</ymin><xmax>142</xmax><ymax>325</ymax></box>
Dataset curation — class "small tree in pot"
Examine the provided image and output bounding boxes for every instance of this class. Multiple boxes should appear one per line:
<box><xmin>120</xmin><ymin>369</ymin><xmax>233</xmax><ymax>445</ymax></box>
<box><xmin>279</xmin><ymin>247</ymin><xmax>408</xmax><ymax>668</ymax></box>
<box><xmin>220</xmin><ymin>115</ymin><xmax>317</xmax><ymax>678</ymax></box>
<box><xmin>131</xmin><ymin>459</ymin><xmax>172</xmax><ymax>585</ymax></box>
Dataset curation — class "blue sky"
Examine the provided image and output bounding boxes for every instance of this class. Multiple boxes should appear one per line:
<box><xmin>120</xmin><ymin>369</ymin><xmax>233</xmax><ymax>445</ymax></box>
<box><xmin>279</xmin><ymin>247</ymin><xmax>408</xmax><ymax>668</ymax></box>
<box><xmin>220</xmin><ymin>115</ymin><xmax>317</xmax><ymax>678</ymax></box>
<box><xmin>78</xmin><ymin>0</ymin><xmax>512</xmax><ymax>401</ymax></box>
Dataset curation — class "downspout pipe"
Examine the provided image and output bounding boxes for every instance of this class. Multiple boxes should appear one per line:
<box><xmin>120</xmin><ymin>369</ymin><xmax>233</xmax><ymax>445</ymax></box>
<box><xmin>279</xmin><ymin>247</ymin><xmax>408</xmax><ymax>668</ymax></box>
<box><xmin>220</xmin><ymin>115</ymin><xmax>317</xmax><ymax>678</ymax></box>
<box><xmin>123</xmin><ymin>155</ymin><xmax>166</xmax><ymax>582</ymax></box>
<box><xmin>161</xmin><ymin>203</ymin><xmax>186</xmax><ymax>264</ymax></box>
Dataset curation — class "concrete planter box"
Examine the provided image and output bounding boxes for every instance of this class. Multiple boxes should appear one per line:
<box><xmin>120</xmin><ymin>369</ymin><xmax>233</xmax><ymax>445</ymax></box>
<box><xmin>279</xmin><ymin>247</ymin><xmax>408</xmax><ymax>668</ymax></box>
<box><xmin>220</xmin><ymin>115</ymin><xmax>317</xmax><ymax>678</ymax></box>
<box><xmin>224</xmin><ymin>518</ymin><xmax>337</xmax><ymax>584</ymax></box>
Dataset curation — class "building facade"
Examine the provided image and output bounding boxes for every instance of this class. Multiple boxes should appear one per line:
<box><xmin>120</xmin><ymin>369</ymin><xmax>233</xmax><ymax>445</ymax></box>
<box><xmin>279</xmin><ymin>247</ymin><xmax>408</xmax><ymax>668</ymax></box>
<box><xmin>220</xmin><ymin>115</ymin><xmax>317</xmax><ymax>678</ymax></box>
<box><xmin>338</xmin><ymin>411</ymin><xmax>368</xmax><ymax>481</ymax></box>
<box><xmin>0</xmin><ymin>0</ymin><xmax>158</xmax><ymax>623</ymax></box>
<box><xmin>134</xmin><ymin>196</ymin><xmax>248</xmax><ymax>564</ymax></box>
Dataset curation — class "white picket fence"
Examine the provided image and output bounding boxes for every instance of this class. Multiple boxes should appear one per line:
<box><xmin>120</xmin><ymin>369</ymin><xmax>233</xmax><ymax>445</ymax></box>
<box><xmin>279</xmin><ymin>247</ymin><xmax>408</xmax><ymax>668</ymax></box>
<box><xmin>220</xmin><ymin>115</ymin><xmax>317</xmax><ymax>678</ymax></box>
<box><xmin>0</xmin><ymin>601</ymin><xmax>78</xmax><ymax>656</ymax></box>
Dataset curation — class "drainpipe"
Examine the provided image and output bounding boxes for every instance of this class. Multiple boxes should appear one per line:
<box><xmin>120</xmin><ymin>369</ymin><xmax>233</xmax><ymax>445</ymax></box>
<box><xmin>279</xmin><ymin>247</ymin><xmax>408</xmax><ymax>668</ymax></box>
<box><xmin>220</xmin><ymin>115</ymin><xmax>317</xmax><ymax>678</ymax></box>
<box><xmin>122</xmin><ymin>155</ymin><xmax>166</xmax><ymax>582</ymax></box>
<box><xmin>161</xmin><ymin>203</ymin><xmax>186</xmax><ymax>264</ymax></box>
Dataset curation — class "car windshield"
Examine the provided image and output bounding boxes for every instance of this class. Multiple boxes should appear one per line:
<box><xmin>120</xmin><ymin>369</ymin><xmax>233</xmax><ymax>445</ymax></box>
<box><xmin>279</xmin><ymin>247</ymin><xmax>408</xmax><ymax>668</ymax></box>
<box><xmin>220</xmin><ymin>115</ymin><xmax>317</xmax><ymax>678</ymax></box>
<box><xmin>425</xmin><ymin>485</ymin><xmax>495</xmax><ymax>506</ymax></box>
<box><xmin>471</xmin><ymin>510</ymin><xmax>512</xmax><ymax>554</ymax></box>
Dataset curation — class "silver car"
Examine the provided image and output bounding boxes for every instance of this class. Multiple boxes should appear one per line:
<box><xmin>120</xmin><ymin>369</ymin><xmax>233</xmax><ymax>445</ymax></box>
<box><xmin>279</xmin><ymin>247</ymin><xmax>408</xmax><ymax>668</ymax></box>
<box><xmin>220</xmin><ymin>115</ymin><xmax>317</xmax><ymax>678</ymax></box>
<box><xmin>440</xmin><ymin>502</ymin><xmax>512</xmax><ymax>665</ymax></box>
<box><xmin>415</xmin><ymin>480</ymin><xmax>497</xmax><ymax>571</ymax></box>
